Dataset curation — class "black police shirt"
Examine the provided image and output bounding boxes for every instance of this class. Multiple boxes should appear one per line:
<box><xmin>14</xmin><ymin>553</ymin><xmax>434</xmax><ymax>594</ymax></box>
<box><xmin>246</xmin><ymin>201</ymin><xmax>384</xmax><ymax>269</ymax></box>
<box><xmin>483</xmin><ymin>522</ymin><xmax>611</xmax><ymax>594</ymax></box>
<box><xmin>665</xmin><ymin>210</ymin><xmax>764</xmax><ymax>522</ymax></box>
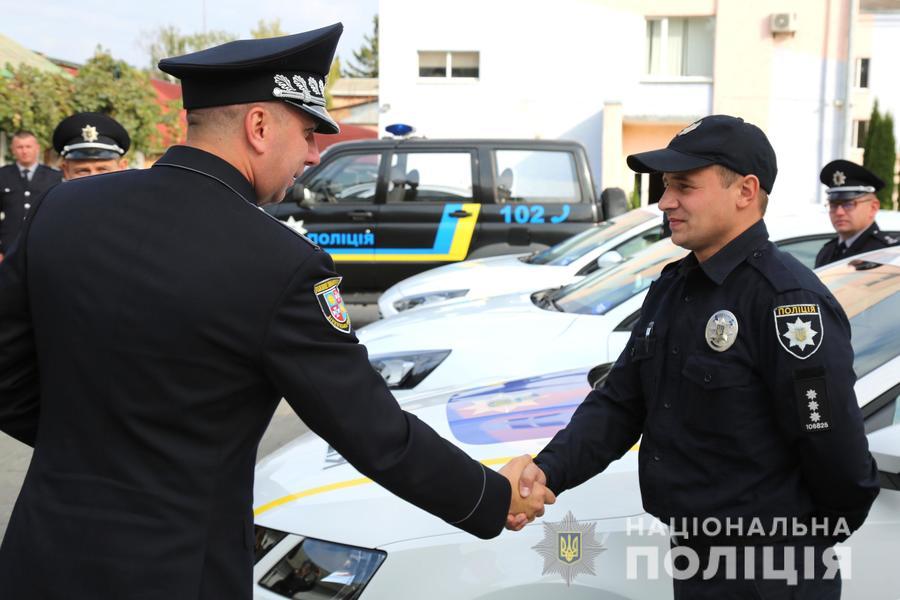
<box><xmin>535</xmin><ymin>219</ymin><xmax>879</xmax><ymax>540</ymax></box>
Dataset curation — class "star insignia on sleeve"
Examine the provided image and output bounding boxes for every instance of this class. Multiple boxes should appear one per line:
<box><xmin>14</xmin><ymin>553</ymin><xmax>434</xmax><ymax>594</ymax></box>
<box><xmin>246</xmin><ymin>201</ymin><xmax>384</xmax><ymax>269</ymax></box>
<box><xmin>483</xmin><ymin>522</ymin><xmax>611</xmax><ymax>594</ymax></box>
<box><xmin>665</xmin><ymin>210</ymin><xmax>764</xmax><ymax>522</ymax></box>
<box><xmin>805</xmin><ymin>389</ymin><xmax>817</xmax><ymax>400</ymax></box>
<box><xmin>810</xmin><ymin>412</ymin><xmax>821</xmax><ymax>422</ymax></box>
<box><xmin>808</xmin><ymin>400</ymin><xmax>819</xmax><ymax>411</ymax></box>
<box><xmin>81</xmin><ymin>124</ymin><xmax>99</xmax><ymax>143</ymax></box>
<box><xmin>783</xmin><ymin>318</ymin><xmax>818</xmax><ymax>351</ymax></box>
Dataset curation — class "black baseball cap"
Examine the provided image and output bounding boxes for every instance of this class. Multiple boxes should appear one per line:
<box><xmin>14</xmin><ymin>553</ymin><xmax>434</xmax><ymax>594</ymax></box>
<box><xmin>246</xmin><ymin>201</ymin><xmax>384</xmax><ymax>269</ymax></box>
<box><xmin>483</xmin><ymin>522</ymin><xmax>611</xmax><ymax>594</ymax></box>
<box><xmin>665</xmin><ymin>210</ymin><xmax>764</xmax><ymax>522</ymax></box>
<box><xmin>53</xmin><ymin>112</ymin><xmax>130</xmax><ymax>160</ymax></box>
<box><xmin>626</xmin><ymin>115</ymin><xmax>778</xmax><ymax>193</ymax></box>
<box><xmin>158</xmin><ymin>23</ymin><xmax>342</xmax><ymax>134</ymax></box>
<box><xmin>820</xmin><ymin>159</ymin><xmax>884</xmax><ymax>201</ymax></box>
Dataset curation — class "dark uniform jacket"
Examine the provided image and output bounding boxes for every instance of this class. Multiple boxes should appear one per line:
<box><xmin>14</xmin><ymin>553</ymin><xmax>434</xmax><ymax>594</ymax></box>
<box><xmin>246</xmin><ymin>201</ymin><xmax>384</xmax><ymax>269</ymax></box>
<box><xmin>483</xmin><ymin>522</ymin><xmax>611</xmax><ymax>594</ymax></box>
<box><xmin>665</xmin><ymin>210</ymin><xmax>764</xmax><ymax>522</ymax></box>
<box><xmin>0</xmin><ymin>146</ymin><xmax>510</xmax><ymax>600</ymax></box>
<box><xmin>536</xmin><ymin>220</ymin><xmax>879</xmax><ymax>542</ymax></box>
<box><xmin>0</xmin><ymin>163</ymin><xmax>62</xmax><ymax>254</ymax></box>
<box><xmin>814</xmin><ymin>221</ymin><xmax>898</xmax><ymax>268</ymax></box>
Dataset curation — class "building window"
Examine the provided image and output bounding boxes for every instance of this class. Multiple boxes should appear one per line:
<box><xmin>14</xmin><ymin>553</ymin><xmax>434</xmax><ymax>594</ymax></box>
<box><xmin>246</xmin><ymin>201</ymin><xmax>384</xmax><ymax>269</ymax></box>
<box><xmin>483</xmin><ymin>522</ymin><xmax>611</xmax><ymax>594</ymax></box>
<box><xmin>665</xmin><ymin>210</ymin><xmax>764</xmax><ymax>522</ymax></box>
<box><xmin>856</xmin><ymin>57</ymin><xmax>870</xmax><ymax>88</ymax></box>
<box><xmin>646</xmin><ymin>17</ymin><xmax>715</xmax><ymax>78</ymax></box>
<box><xmin>853</xmin><ymin>120</ymin><xmax>869</xmax><ymax>149</ymax></box>
<box><xmin>418</xmin><ymin>51</ymin><xmax>480</xmax><ymax>79</ymax></box>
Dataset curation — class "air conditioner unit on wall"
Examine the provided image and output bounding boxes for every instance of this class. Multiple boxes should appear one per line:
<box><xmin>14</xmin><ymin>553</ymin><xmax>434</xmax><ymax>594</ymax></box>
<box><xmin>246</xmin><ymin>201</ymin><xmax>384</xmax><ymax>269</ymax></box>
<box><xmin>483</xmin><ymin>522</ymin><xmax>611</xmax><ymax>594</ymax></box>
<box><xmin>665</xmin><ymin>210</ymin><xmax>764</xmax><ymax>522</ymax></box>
<box><xmin>770</xmin><ymin>13</ymin><xmax>797</xmax><ymax>34</ymax></box>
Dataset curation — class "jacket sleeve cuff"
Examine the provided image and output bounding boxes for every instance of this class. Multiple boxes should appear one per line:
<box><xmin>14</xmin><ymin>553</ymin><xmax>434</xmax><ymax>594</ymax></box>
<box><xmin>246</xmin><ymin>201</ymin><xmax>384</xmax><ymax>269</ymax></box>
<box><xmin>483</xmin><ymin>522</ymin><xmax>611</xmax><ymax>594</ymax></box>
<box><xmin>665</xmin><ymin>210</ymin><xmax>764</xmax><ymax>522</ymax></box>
<box><xmin>449</xmin><ymin>464</ymin><xmax>511</xmax><ymax>540</ymax></box>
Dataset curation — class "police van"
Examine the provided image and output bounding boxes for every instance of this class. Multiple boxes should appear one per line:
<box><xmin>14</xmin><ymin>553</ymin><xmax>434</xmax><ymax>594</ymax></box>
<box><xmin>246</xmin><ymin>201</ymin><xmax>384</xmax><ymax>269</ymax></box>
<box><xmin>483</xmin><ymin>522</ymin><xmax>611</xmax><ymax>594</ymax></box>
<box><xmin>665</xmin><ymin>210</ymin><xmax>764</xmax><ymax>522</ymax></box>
<box><xmin>267</xmin><ymin>138</ymin><xmax>618</xmax><ymax>293</ymax></box>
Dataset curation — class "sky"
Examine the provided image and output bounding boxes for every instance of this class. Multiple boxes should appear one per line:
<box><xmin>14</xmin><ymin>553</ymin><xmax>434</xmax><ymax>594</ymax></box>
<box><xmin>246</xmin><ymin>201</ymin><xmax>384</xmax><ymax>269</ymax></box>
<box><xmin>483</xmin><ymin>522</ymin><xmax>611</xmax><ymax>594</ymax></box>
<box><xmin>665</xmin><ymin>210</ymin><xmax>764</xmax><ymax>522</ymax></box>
<box><xmin>2</xmin><ymin>0</ymin><xmax>378</xmax><ymax>71</ymax></box>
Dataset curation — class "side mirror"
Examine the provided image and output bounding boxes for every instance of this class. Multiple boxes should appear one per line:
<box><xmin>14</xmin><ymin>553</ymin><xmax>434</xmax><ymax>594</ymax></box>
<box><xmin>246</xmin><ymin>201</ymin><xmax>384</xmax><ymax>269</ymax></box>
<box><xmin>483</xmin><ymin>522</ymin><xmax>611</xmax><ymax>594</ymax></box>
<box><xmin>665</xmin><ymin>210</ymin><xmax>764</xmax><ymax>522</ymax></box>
<box><xmin>597</xmin><ymin>250</ymin><xmax>624</xmax><ymax>268</ymax></box>
<box><xmin>289</xmin><ymin>183</ymin><xmax>314</xmax><ymax>208</ymax></box>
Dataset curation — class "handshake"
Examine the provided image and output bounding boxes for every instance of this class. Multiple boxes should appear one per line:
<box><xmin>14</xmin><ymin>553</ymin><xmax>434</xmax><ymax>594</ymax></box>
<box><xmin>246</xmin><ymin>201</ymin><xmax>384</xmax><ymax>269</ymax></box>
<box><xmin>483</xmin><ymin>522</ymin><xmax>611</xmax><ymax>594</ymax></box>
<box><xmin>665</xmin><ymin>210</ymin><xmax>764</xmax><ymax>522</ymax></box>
<box><xmin>499</xmin><ymin>455</ymin><xmax>555</xmax><ymax>532</ymax></box>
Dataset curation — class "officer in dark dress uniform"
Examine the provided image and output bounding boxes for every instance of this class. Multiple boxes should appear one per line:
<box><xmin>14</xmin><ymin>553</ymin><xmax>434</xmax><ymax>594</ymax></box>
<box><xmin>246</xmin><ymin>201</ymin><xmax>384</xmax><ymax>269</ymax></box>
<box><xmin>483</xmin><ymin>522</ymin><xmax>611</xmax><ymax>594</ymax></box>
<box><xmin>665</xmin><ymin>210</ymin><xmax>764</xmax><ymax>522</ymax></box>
<box><xmin>0</xmin><ymin>24</ymin><xmax>552</xmax><ymax>600</ymax></box>
<box><xmin>815</xmin><ymin>159</ymin><xmax>898</xmax><ymax>267</ymax></box>
<box><xmin>52</xmin><ymin>112</ymin><xmax>131</xmax><ymax>180</ymax></box>
<box><xmin>0</xmin><ymin>131</ymin><xmax>62</xmax><ymax>257</ymax></box>
<box><xmin>512</xmin><ymin>116</ymin><xmax>879</xmax><ymax>598</ymax></box>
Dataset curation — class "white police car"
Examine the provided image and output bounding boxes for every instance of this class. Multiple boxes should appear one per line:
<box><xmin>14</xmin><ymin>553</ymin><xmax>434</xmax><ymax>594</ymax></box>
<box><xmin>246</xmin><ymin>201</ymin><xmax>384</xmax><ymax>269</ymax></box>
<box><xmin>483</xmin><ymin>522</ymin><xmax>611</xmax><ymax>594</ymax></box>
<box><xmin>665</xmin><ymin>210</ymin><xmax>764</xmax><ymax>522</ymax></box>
<box><xmin>362</xmin><ymin>210</ymin><xmax>900</xmax><ymax>399</ymax></box>
<box><xmin>252</xmin><ymin>247</ymin><xmax>900</xmax><ymax>599</ymax></box>
<box><xmin>378</xmin><ymin>205</ymin><xmax>665</xmax><ymax>317</ymax></box>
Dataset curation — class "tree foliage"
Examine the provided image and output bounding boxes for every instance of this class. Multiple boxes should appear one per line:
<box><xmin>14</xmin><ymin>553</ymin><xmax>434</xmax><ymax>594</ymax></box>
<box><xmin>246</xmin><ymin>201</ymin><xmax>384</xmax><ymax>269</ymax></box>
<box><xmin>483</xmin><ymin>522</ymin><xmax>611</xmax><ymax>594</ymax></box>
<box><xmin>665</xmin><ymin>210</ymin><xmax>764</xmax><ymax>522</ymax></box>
<box><xmin>0</xmin><ymin>64</ymin><xmax>73</xmax><ymax>150</ymax></box>
<box><xmin>73</xmin><ymin>51</ymin><xmax>182</xmax><ymax>155</ymax></box>
<box><xmin>142</xmin><ymin>25</ymin><xmax>237</xmax><ymax>81</ymax></box>
<box><xmin>0</xmin><ymin>51</ymin><xmax>182</xmax><ymax>158</ymax></box>
<box><xmin>343</xmin><ymin>15</ymin><xmax>378</xmax><ymax>78</ymax></box>
<box><xmin>863</xmin><ymin>100</ymin><xmax>897</xmax><ymax>209</ymax></box>
<box><xmin>251</xmin><ymin>18</ymin><xmax>287</xmax><ymax>39</ymax></box>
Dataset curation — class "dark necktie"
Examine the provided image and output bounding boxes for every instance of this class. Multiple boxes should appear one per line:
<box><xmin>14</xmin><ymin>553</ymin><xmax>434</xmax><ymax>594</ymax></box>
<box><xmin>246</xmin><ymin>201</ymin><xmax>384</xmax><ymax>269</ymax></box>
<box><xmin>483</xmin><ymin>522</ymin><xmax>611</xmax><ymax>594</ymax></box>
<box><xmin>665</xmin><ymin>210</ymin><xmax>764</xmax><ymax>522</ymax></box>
<box><xmin>833</xmin><ymin>241</ymin><xmax>847</xmax><ymax>262</ymax></box>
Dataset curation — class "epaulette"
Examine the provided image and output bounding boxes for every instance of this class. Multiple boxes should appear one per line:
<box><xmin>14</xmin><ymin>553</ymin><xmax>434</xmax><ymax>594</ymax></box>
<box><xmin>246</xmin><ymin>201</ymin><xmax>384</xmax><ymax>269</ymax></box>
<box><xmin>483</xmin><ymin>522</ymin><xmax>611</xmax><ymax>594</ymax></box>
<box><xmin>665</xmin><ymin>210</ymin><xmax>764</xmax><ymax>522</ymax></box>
<box><xmin>746</xmin><ymin>243</ymin><xmax>807</xmax><ymax>294</ymax></box>
<box><xmin>873</xmin><ymin>227</ymin><xmax>899</xmax><ymax>246</ymax></box>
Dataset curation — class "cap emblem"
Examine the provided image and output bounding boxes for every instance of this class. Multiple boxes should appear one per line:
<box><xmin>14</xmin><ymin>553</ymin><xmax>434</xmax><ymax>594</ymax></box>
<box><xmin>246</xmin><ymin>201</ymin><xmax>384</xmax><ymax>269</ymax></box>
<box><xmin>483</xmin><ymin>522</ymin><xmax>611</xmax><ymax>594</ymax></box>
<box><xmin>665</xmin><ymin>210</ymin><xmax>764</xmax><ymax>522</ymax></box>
<box><xmin>81</xmin><ymin>125</ymin><xmax>99</xmax><ymax>143</ymax></box>
<box><xmin>677</xmin><ymin>119</ymin><xmax>702</xmax><ymax>136</ymax></box>
<box><xmin>832</xmin><ymin>170</ymin><xmax>846</xmax><ymax>186</ymax></box>
<box><xmin>272</xmin><ymin>74</ymin><xmax>326</xmax><ymax>107</ymax></box>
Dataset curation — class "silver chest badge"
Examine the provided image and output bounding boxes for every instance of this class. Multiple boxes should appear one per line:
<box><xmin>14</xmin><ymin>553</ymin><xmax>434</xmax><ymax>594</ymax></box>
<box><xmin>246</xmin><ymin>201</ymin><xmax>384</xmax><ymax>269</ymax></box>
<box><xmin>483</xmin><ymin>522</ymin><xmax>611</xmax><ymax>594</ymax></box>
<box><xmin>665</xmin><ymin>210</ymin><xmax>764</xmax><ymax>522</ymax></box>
<box><xmin>705</xmin><ymin>310</ymin><xmax>739</xmax><ymax>352</ymax></box>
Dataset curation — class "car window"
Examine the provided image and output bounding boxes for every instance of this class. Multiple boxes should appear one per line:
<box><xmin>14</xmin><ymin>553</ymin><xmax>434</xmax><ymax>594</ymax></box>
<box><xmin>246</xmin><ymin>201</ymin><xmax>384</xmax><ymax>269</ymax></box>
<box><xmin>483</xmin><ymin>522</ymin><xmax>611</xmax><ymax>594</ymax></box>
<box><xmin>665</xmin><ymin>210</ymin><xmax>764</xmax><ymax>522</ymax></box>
<box><xmin>863</xmin><ymin>384</ymin><xmax>900</xmax><ymax>434</ymax></box>
<box><xmin>387</xmin><ymin>152</ymin><xmax>473</xmax><ymax>203</ymax></box>
<box><xmin>303</xmin><ymin>153</ymin><xmax>381</xmax><ymax>204</ymax></box>
<box><xmin>775</xmin><ymin>236</ymin><xmax>831</xmax><ymax>269</ymax></box>
<box><xmin>494</xmin><ymin>149</ymin><xmax>582</xmax><ymax>204</ymax></box>
<box><xmin>612</xmin><ymin>226</ymin><xmax>666</xmax><ymax>260</ymax></box>
<box><xmin>820</xmin><ymin>255</ymin><xmax>900</xmax><ymax>378</ymax></box>
<box><xmin>552</xmin><ymin>240</ymin><xmax>688</xmax><ymax>315</ymax></box>
<box><xmin>527</xmin><ymin>209</ymin><xmax>659</xmax><ymax>266</ymax></box>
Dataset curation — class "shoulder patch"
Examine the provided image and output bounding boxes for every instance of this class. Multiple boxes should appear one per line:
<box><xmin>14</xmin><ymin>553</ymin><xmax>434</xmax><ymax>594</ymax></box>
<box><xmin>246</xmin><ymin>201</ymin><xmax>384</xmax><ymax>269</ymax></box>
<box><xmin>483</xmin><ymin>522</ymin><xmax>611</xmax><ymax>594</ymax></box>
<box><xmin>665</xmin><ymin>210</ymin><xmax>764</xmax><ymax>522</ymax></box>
<box><xmin>875</xmin><ymin>230</ymin><xmax>899</xmax><ymax>246</ymax></box>
<box><xmin>314</xmin><ymin>276</ymin><xmax>352</xmax><ymax>334</ymax></box>
<box><xmin>774</xmin><ymin>304</ymin><xmax>823</xmax><ymax>359</ymax></box>
<box><xmin>793</xmin><ymin>369</ymin><xmax>831</xmax><ymax>433</ymax></box>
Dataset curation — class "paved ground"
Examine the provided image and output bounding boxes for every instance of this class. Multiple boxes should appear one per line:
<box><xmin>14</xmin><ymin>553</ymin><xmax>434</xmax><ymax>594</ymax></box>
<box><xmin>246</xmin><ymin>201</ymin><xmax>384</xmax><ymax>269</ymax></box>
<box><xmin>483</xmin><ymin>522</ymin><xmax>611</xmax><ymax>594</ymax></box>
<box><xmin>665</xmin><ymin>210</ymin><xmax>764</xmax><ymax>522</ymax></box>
<box><xmin>0</xmin><ymin>303</ymin><xmax>381</xmax><ymax>540</ymax></box>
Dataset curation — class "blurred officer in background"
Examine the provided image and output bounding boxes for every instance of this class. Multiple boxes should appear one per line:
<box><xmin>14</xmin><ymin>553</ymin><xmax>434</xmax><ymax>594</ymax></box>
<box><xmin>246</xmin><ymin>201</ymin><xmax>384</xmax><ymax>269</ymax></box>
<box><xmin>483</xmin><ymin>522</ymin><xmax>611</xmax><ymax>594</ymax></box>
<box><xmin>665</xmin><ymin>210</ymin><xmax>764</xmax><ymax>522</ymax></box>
<box><xmin>53</xmin><ymin>112</ymin><xmax>130</xmax><ymax>180</ymax></box>
<box><xmin>815</xmin><ymin>159</ymin><xmax>897</xmax><ymax>267</ymax></box>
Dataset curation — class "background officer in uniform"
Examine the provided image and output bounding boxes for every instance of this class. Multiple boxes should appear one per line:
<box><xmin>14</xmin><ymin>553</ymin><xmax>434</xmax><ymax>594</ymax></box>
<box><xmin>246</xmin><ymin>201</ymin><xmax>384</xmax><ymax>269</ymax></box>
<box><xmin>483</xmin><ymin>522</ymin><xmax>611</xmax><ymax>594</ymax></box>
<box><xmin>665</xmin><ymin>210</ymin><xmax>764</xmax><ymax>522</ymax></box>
<box><xmin>510</xmin><ymin>116</ymin><xmax>879</xmax><ymax>597</ymax></box>
<box><xmin>814</xmin><ymin>159</ymin><xmax>897</xmax><ymax>267</ymax></box>
<box><xmin>0</xmin><ymin>24</ymin><xmax>553</xmax><ymax>600</ymax></box>
<box><xmin>0</xmin><ymin>130</ymin><xmax>62</xmax><ymax>259</ymax></box>
<box><xmin>52</xmin><ymin>112</ymin><xmax>130</xmax><ymax>180</ymax></box>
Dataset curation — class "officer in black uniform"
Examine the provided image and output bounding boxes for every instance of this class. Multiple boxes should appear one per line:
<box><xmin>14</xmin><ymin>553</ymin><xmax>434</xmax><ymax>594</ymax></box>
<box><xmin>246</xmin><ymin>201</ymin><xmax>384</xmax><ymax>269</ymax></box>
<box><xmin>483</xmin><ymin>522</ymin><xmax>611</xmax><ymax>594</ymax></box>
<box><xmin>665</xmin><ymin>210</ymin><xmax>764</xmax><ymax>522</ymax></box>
<box><xmin>0</xmin><ymin>24</ymin><xmax>552</xmax><ymax>600</ymax></box>
<box><xmin>52</xmin><ymin>112</ymin><xmax>131</xmax><ymax>180</ymax></box>
<box><xmin>511</xmin><ymin>115</ymin><xmax>879</xmax><ymax>597</ymax></box>
<box><xmin>814</xmin><ymin>159</ymin><xmax>897</xmax><ymax>267</ymax></box>
<box><xmin>0</xmin><ymin>130</ymin><xmax>62</xmax><ymax>258</ymax></box>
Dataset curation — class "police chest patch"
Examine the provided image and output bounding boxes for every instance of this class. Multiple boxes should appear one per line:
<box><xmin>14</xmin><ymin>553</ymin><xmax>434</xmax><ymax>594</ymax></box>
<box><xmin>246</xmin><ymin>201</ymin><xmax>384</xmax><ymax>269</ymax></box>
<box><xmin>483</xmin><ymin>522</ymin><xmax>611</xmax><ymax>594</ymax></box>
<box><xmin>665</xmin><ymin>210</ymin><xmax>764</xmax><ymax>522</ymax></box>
<box><xmin>793</xmin><ymin>370</ymin><xmax>831</xmax><ymax>433</ymax></box>
<box><xmin>314</xmin><ymin>277</ymin><xmax>351</xmax><ymax>334</ymax></box>
<box><xmin>773</xmin><ymin>304</ymin><xmax>823</xmax><ymax>359</ymax></box>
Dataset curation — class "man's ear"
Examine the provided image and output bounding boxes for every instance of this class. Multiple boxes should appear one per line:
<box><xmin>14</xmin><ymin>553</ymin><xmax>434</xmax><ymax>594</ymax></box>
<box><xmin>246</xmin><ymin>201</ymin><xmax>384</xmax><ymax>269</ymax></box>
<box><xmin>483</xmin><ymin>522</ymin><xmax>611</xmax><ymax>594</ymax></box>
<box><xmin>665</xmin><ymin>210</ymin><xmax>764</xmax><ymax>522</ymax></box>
<box><xmin>736</xmin><ymin>174</ymin><xmax>760</xmax><ymax>210</ymax></box>
<box><xmin>244</xmin><ymin>105</ymin><xmax>271</xmax><ymax>155</ymax></box>
<box><xmin>117</xmin><ymin>158</ymin><xmax>129</xmax><ymax>170</ymax></box>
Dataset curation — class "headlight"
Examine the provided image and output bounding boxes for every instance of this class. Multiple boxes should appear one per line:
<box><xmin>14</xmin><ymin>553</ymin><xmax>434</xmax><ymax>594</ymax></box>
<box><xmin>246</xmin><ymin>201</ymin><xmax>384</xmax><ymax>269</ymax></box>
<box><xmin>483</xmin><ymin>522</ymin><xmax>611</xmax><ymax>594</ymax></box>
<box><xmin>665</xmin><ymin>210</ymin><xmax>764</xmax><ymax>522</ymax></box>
<box><xmin>392</xmin><ymin>289</ymin><xmax>468</xmax><ymax>312</ymax></box>
<box><xmin>370</xmin><ymin>350</ymin><xmax>450</xmax><ymax>389</ymax></box>
<box><xmin>258</xmin><ymin>535</ymin><xmax>386</xmax><ymax>600</ymax></box>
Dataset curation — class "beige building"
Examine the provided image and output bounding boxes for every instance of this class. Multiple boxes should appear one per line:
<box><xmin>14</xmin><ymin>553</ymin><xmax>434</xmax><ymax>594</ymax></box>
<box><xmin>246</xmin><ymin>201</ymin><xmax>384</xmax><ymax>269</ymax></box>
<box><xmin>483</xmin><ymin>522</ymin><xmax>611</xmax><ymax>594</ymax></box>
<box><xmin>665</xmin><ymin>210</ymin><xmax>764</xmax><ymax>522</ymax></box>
<box><xmin>380</xmin><ymin>0</ymin><xmax>900</xmax><ymax>206</ymax></box>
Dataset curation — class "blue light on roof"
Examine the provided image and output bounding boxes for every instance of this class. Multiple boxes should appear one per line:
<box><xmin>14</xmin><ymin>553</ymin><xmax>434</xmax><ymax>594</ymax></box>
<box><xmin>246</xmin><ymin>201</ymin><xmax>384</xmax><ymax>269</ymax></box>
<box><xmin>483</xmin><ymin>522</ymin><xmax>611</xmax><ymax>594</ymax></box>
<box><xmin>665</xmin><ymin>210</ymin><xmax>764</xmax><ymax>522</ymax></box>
<box><xmin>385</xmin><ymin>123</ymin><xmax>415</xmax><ymax>137</ymax></box>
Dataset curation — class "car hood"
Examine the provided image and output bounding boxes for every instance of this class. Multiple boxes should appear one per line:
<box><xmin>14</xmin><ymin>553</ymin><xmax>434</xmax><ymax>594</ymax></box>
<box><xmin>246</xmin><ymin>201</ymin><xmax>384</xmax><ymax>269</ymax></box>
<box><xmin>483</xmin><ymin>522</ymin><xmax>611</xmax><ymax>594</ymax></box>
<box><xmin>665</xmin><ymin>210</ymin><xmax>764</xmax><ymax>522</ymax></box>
<box><xmin>254</xmin><ymin>370</ymin><xmax>643</xmax><ymax>548</ymax></box>
<box><xmin>360</xmin><ymin>291</ymin><xmax>578</xmax><ymax>353</ymax></box>
<box><xmin>387</xmin><ymin>254</ymin><xmax>528</xmax><ymax>294</ymax></box>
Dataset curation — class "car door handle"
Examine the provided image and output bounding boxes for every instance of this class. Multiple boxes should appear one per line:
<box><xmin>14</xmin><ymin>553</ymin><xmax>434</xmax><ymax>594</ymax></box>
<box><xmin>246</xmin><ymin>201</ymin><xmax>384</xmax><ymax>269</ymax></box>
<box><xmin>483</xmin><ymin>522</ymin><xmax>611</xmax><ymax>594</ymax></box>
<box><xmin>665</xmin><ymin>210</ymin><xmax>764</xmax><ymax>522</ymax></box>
<box><xmin>348</xmin><ymin>210</ymin><xmax>374</xmax><ymax>220</ymax></box>
<box><xmin>449</xmin><ymin>210</ymin><xmax>471</xmax><ymax>218</ymax></box>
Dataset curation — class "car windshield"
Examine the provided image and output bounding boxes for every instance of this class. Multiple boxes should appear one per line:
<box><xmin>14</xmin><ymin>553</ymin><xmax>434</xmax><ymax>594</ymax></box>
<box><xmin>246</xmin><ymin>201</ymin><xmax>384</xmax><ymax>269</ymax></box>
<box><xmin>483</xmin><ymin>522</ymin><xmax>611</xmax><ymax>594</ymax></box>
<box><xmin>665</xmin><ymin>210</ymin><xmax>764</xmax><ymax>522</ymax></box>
<box><xmin>551</xmin><ymin>239</ymin><xmax>688</xmax><ymax>315</ymax></box>
<box><xmin>819</xmin><ymin>249</ymin><xmax>900</xmax><ymax>378</ymax></box>
<box><xmin>526</xmin><ymin>208</ymin><xmax>658</xmax><ymax>266</ymax></box>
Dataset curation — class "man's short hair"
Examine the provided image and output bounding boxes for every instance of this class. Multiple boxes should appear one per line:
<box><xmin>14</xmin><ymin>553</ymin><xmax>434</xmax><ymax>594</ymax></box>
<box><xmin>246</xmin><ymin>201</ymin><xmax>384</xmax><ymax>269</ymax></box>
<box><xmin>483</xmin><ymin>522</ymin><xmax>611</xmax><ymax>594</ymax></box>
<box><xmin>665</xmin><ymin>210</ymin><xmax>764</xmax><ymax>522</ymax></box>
<box><xmin>715</xmin><ymin>165</ymin><xmax>768</xmax><ymax>215</ymax></box>
<box><xmin>12</xmin><ymin>130</ymin><xmax>37</xmax><ymax>141</ymax></box>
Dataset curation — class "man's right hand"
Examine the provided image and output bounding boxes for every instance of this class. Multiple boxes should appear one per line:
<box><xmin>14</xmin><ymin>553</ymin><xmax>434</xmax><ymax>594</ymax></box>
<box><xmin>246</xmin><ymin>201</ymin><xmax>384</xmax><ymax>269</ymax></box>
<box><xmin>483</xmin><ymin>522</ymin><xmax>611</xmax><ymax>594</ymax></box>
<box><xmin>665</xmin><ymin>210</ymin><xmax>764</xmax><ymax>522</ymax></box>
<box><xmin>499</xmin><ymin>455</ymin><xmax>555</xmax><ymax>531</ymax></box>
